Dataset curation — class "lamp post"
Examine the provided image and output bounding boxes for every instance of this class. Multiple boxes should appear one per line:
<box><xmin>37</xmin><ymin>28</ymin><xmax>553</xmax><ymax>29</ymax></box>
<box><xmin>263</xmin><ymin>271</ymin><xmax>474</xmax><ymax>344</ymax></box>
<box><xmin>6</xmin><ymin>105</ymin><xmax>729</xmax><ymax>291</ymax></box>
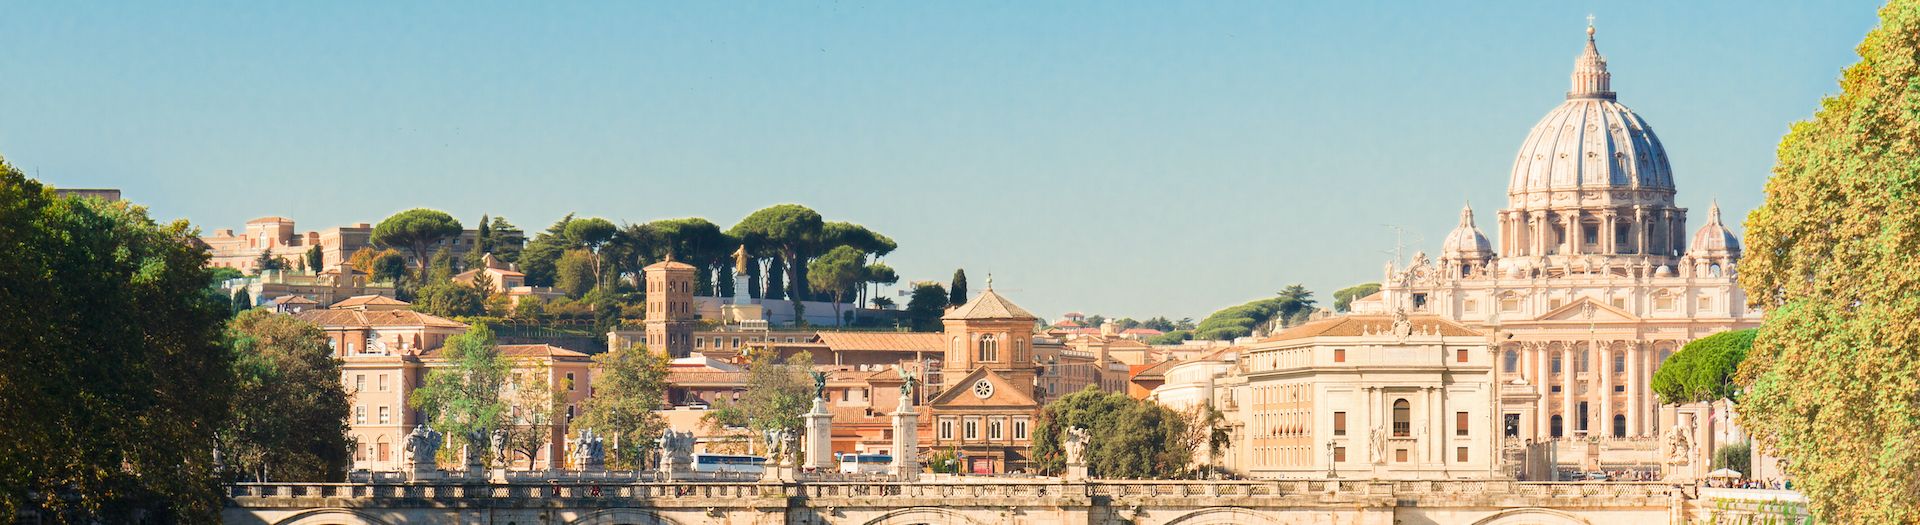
<box><xmin>1326</xmin><ymin>439</ymin><xmax>1338</xmax><ymax>479</ymax></box>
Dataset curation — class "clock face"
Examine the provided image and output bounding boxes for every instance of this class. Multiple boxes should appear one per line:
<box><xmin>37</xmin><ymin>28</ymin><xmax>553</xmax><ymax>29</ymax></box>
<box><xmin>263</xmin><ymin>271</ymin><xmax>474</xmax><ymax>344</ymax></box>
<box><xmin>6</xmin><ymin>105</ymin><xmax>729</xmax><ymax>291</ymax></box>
<box><xmin>971</xmin><ymin>379</ymin><xmax>994</xmax><ymax>399</ymax></box>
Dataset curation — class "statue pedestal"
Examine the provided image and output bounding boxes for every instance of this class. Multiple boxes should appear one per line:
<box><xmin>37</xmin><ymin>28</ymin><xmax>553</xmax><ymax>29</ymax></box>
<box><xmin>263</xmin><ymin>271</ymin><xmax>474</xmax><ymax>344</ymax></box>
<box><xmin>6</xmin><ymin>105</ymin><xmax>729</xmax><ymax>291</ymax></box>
<box><xmin>406</xmin><ymin>463</ymin><xmax>439</xmax><ymax>482</ymax></box>
<box><xmin>889</xmin><ymin>400</ymin><xmax>919</xmax><ymax>480</ymax></box>
<box><xmin>1065</xmin><ymin>464</ymin><xmax>1088</xmax><ymax>481</ymax></box>
<box><xmin>489</xmin><ymin>468</ymin><xmax>508</xmax><ymax>484</ymax></box>
<box><xmin>802</xmin><ymin>397</ymin><xmax>834</xmax><ymax>471</ymax></box>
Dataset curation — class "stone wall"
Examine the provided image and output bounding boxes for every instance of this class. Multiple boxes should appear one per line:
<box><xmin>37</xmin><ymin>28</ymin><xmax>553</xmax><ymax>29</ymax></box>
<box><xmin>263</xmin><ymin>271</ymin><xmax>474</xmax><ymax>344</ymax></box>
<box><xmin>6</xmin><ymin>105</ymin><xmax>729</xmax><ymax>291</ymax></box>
<box><xmin>224</xmin><ymin>479</ymin><xmax>1692</xmax><ymax>525</ymax></box>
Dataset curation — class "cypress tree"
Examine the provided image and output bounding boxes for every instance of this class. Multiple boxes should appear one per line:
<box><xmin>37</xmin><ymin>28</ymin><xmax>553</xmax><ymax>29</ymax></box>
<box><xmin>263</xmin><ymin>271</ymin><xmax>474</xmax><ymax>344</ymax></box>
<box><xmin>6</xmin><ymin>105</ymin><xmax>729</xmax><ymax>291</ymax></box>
<box><xmin>949</xmin><ymin>269</ymin><xmax>969</xmax><ymax>307</ymax></box>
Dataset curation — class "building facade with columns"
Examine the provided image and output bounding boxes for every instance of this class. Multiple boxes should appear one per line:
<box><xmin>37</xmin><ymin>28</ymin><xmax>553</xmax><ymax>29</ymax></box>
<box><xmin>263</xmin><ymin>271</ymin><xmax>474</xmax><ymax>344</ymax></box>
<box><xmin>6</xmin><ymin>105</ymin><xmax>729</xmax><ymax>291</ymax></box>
<box><xmin>1354</xmin><ymin>25</ymin><xmax>1758</xmax><ymax>447</ymax></box>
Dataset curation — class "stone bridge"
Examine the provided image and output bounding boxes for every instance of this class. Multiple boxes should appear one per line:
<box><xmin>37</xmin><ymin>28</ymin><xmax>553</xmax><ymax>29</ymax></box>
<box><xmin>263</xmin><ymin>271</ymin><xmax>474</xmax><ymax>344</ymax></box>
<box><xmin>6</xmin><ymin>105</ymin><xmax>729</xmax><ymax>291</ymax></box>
<box><xmin>224</xmin><ymin>479</ymin><xmax>1701</xmax><ymax>525</ymax></box>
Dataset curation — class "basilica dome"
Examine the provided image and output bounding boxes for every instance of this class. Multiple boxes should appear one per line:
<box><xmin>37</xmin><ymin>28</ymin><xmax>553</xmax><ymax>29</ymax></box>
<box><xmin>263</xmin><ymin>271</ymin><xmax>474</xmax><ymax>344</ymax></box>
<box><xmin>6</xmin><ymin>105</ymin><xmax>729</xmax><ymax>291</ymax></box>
<box><xmin>1508</xmin><ymin>26</ymin><xmax>1674</xmax><ymax>197</ymax></box>
<box><xmin>1441</xmin><ymin>204</ymin><xmax>1492</xmax><ymax>261</ymax></box>
<box><xmin>1687</xmin><ymin>201</ymin><xmax>1741</xmax><ymax>261</ymax></box>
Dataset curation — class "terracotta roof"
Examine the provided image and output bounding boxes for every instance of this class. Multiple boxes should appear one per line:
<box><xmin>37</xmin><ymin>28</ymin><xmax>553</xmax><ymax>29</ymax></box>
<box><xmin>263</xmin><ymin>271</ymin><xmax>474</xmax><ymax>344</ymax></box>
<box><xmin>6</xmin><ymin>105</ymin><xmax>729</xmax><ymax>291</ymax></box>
<box><xmin>667</xmin><ymin>370</ymin><xmax>747</xmax><ymax>386</ymax></box>
<box><xmin>814</xmin><ymin>332</ymin><xmax>944</xmax><ymax>353</ymax></box>
<box><xmin>1258</xmin><ymin>315</ymin><xmax>1480</xmax><ymax>342</ymax></box>
<box><xmin>1050</xmin><ymin>320</ymin><xmax>1083</xmax><ymax>328</ymax></box>
<box><xmin>498</xmin><ymin>344</ymin><xmax>591</xmax><ymax>360</ymax></box>
<box><xmin>1121</xmin><ymin>328</ymin><xmax>1165</xmax><ymax>336</ymax></box>
<box><xmin>295</xmin><ymin>308</ymin><xmax>467</xmax><ymax>329</ymax></box>
<box><xmin>1356</xmin><ymin>291</ymin><xmax>1384</xmax><ymax>302</ymax></box>
<box><xmin>330</xmin><ymin>295</ymin><xmax>410</xmax><ymax>308</ymax></box>
<box><xmin>941</xmin><ymin>288</ymin><xmax>1038</xmax><ymax>320</ymax></box>
<box><xmin>268</xmin><ymin>295</ymin><xmax>319</xmax><ymax>305</ymax></box>
<box><xmin>643</xmin><ymin>259</ymin><xmax>698</xmax><ymax>271</ymax></box>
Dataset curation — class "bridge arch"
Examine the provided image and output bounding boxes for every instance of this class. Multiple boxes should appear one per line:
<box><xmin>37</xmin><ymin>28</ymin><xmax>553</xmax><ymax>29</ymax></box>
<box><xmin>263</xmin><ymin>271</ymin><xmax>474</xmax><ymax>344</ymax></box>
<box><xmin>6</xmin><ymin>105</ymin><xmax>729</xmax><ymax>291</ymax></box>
<box><xmin>272</xmin><ymin>509</ymin><xmax>396</xmax><ymax>525</ymax></box>
<box><xmin>1161</xmin><ymin>507</ymin><xmax>1291</xmax><ymax>525</ymax></box>
<box><xmin>566</xmin><ymin>508</ymin><xmax>684</xmax><ymax>525</ymax></box>
<box><xmin>859</xmin><ymin>506</ymin><xmax>990</xmax><ymax>525</ymax></box>
<box><xmin>1469</xmin><ymin>507</ymin><xmax>1593</xmax><ymax>525</ymax></box>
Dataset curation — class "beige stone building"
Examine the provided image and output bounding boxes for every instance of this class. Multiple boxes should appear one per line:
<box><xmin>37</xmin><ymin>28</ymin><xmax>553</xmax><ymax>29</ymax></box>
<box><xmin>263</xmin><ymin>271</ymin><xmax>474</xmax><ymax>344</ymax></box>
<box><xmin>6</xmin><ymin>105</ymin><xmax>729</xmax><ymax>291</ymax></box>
<box><xmin>202</xmin><ymin>216</ymin><xmax>500</xmax><ymax>273</ymax></box>
<box><xmin>1352</xmin><ymin>26</ymin><xmax>1758</xmax><ymax>455</ymax></box>
<box><xmin>1238</xmin><ymin>313</ymin><xmax>1499</xmax><ymax>480</ymax></box>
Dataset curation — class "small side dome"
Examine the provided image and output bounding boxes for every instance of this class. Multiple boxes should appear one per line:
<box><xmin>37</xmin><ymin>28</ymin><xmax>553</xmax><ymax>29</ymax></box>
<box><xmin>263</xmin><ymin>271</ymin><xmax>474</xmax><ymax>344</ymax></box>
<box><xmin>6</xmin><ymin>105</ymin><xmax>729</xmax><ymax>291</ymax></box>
<box><xmin>1686</xmin><ymin>200</ymin><xmax>1742</xmax><ymax>261</ymax></box>
<box><xmin>1441</xmin><ymin>203</ymin><xmax>1493</xmax><ymax>262</ymax></box>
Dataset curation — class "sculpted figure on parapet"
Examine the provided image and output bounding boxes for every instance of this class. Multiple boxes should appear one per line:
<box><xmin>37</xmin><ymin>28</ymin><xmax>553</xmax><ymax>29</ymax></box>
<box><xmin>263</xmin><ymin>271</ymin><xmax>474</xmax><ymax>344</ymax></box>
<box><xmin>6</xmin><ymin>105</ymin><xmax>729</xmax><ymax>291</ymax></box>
<box><xmin>403</xmin><ymin>424</ymin><xmax>442</xmax><ymax>467</ymax></box>
<box><xmin>1063</xmin><ymin>426</ymin><xmax>1089</xmax><ymax>466</ymax></box>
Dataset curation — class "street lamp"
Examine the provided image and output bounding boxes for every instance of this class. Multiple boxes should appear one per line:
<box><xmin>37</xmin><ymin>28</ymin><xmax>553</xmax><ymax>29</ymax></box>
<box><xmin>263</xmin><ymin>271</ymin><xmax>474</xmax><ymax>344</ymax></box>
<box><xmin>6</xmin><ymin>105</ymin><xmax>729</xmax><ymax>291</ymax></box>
<box><xmin>1326</xmin><ymin>439</ymin><xmax>1338</xmax><ymax>479</ymax></box>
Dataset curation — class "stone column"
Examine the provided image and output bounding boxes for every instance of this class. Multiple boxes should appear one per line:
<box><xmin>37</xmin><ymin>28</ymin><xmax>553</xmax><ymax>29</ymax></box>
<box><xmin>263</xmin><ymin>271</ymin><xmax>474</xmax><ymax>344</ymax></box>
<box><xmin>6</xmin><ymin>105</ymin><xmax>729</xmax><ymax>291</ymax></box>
<box><xmin>1565</xmin><ymin>212</ymin><xmax>1581</xmax><ymax>256</ymax></box>
<box><xmin>1559</xmin><ymin>344</ymin><xmax>1573</xmax><ymax>438</ymax></box>
<box><xmin>1433</xmin><ymin>386</ymin><xmax>1447</xmax><ymax>466</ymax></box>
<box><xmin>890</xmin><ymin>396</ymin><xmax>919</xmax><ymax>480</ymax></box>
<box><xmin>802</xmin><ymin>396</ymin><xmax>833</xmax><ymax>471</ymax></box>
<box><xmin>1627</xmin><ymin>342</ymin><xmax>1642</xmax><ymax>437</ymax></box>
<box><xmin>1533</xmin><ymin>343</ymin><xmax>1550</xmax><ymax>440</ymax></box>
<box><xmin>1597</xmin><ymin>340</ymin><xmax>1612</xmax><ymax>434</ymax></box>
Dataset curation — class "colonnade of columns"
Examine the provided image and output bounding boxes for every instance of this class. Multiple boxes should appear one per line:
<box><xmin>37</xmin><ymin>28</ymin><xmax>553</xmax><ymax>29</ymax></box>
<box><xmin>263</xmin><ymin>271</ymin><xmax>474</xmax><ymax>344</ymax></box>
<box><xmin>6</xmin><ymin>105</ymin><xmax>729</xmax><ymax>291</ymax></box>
<box><xmin>1497</xmin><ymin>206</ymin><xmax>1688</xmax><ymax>260</ymax></box>
<box><xmin>1512</xmin><ymin>340</ymin><xmax>1665</xmax><ymax>440</ymax></box>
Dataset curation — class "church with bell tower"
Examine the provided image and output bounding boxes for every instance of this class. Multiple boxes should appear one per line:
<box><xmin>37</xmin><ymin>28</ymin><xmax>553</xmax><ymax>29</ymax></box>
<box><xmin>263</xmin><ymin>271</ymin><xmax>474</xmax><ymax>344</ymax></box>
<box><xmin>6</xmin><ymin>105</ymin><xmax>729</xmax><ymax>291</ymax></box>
<box><xmin>926</xmin><ymin>277</ymin><xmax>1043</xmax><ymax>475</ymax></box>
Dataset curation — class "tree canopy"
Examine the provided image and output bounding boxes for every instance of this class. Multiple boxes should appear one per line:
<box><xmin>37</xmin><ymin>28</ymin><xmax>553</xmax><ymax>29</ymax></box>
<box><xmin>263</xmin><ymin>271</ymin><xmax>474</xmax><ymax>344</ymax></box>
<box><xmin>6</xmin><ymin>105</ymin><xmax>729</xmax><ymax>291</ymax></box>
<box><xmin>704</xmin><ymin>350</ymin><xmax>814</xmax><ymax>457</ymax></box>
<box><xmin>1189</xmin><ymin>285</ymin><xmax>1318</xmax><ymax>341</ymax></box>
<box><xmin>1</xmin><ymin>163</ymin><xmax>235</xmax><ymax>521</ymax></box>
<box><xmin>408</xmin><ymin>324</ymin><xmax>509</xmax><ymax>464</ymax></box>
<box><xmin>1733</xmin><ymin>2</ymin><xmax>1920</xmax><ymax>522</ymax></box>
<box><xmin>1030</xmin><ymin>388</ymin><xmax>1195</xmax><ymax>479</ymax></box>
<box><xmin>575</xmin><ymin>344</ymin><xmax>670</xmax><ymax>469</ymax></box>
<box><xmin>219</xmin><ymin>310</ymin><xmax>352</xmax><ymax>482</ymax></box>
<box><xmin>905</xmin><ymin>282</ymin><xmax>949</xmax><ymax>332</ymax></box>
<box><xmin>1651</xmin><ymin>329</ymin><xmax>1755</xmax><ymax>405</ymax></box>
<box><xmin>370</xmin><ymin>208</ymin><xmax>463</xmax><ymax>269</ymax></box>
<box><xmin>1332</xmin><ymin>282</ymin><xmax>1381</xmax><ymax>312</ymax></box>
<box><xmin>949</xmin><ymin>269</ymin><xmax>969</xmax><ymax>306</ymax></box>
<box><xmin>808</xmin><ymin>246</ymin><xmax>867</xmax><ymax>327</ymax></box>
<box><xmin>728</xmin><ymin>204</ymin><xmax>824</xmax><ymax>301</ymax></box>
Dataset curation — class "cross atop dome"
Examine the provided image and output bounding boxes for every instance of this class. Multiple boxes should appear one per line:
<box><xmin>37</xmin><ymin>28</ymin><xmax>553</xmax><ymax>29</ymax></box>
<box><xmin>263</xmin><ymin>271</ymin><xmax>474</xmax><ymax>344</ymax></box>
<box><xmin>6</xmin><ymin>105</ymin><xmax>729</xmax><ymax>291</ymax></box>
<box><xmin>1570</xmin><ymin>17</ymin><xmax>1612</xmax><ymax>100</ymax></box>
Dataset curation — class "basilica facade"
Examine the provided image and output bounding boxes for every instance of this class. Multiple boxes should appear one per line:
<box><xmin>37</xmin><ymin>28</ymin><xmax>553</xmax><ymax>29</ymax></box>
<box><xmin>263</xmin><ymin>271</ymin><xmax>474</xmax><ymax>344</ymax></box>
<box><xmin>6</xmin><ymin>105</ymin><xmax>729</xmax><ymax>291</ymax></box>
<box><xmin>1353</xmin><ymin>25</ymin><xmax>1758</xmax><ymax>445</ymax></box>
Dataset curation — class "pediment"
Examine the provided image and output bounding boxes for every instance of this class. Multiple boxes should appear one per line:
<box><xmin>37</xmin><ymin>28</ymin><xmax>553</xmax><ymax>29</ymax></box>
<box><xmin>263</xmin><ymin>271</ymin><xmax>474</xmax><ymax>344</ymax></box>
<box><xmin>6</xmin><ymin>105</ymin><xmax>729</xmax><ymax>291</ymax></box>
<box><xmin>929</xmin><ymin>367</ymin><xmax>1038</xmax><ymax>409</ymax></box>
<box><xmin>1535</xmin><ymin>297</ymin><xmax>1639</xmax><ymax>322</ymax></box>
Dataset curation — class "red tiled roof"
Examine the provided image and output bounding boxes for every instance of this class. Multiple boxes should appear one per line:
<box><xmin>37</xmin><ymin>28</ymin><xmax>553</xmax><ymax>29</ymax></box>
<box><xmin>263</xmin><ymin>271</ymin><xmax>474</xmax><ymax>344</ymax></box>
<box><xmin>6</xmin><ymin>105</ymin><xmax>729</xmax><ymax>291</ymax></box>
<box><xmin>1258</xmin><ymin>315</ymin><xmax>1480</xmax><ymax>342</ymax></box>
<box><xmin>330</xmin><ymin>295</ymin><xmax>410</xmax><ymax>308</ymax></box>
<box><xmin>295</xmin><ymin>308</ymin><xmax>466</xmax><ymax>329</ymax></box>
<box><xmin>815</xmin><ymin>332</ymin><xmax>944</xmax><ymax>353</ymax></box>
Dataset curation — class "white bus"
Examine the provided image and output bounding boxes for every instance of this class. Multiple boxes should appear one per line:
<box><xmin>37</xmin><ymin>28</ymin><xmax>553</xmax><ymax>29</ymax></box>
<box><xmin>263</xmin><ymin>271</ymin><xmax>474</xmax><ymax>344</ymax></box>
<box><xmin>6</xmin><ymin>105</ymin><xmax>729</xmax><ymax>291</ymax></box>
<box><xmin>691</xmin><ymin>453</ymin><xmax>767</xmax><ymax>474</ymax></box>
<box><xmin>837</xmin><ymin>453</ymin><xmax>893</xmax><ymax>474</ymax></box>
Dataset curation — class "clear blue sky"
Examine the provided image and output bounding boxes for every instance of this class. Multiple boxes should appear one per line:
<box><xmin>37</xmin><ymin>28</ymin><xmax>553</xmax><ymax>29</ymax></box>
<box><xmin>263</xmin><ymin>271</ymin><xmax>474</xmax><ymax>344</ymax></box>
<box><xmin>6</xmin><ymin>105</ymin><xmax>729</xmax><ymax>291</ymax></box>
<box><xmin>0</xmin><ymin>2</ymin><xmax>1882</xmax><ymax>322</ymax></box>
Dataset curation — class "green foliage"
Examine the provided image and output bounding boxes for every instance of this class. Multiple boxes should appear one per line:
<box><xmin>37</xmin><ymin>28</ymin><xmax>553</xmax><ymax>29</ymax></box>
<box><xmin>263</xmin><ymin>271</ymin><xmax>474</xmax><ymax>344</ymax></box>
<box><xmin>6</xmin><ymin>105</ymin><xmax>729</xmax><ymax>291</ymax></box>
<box><xmin>370</xmin><ymin>208</ymin><xmax>463</xmax><ymax>271</ymax></box>
<box><xmin>1191</xmin><ymin>285</ymin><xmax>1317</xmax><ymax>341</ymax></box>
<box><xmin>729</xmin><ymin>204</ymin><xmax>823</xmax><ymax>301</ymax></box>
<box><xmin>555</xmin><ymin>249</ymin><xmax>597</xmax><ymax>299</ymax></box>
<box><xmin>487</xmin><ymin>216</ymin><xmax>524</xmax><ymax>263</ymax></box>
<box><xmin>0</xmin><ymin>165</ymin><xmax>235</xmax><ymax>521</ymax></box>
<box><xmin>501</xmin><ymin>361</ymin><xmax>565</xmax><ymax>468</ymax></box>
<box><xmin>408</xmin><ymin>324</ymin><xmax>509</xmax><ymax>464</ymax></box>
<box><xmin>520</xmin><ymin>213</ymin><xmax>575</xmax><ymax>287</ymax></box>
<box><xmin>576</xmin><ymin>344</ymin><xmax>670</xmax><ymax>469</ymax></box>
<box><xmin>1734</xmin><ymin>3</ymin><xmax>1920</xmax><ymax>522</ymax></box>
<box><xmin>1141</xmin><ymin>316</ymin><xmax>1177</xmax><ymax>332</ymax></box>
<box><xmin>1713</xmin><ymin>442</ymin><xmax>1753</xmax><ymax>476</ymax></box>
<box><xmin>949</xmin><ymin>269</ymin><xmax>968</xmax><ymax>306</ymax></box>
<box><xmin>427</xmin><ymin>246</ymin><xmax>457</xmax><ymax>284</ymax></box>
<box><xmin>253</xmin><ymin>248</ymin><xmax>289</xmax><ymax>275</ymax></box>
<box><xmin>808</xmin><ymin>246</ymin><xmax>867</xmax><ymax>327</ymax></box>
<box><xmin>905</xmin><ymin>282</ymin><xmax>949</xmax><ymax>331</ymax></box>
<box><xmin>370</xmin><ymin>249</ymin><xmax>409</xmax><ymax>284</ymax></box>
<box><xmin>219</xmin><ymin>310</ymin><xmax>352</xmax><ymax>482</ymax></box>
<box><xmin>764</xmin><ymin>257</ymin><xmax>786</xmax><ymax>300</ymax></box>
<box><xmin>705</xmin><ymin>351</ymin><xmax>814</xmax><ymax>450</ymax></box>
<box><xmin>822</xmin><ymin>221</ymin><xmax>897</xmax><ymax>257</ymax></box>
<box><xmin>304</xmin><ymin>245</ymin><xmax>325</xmax><ymax>274</ymax></box>
<box><xmin>1333</xmin><ymin>282</ymin><xmax>1381</xmax><ymax>312</ymax></box>
<box><xmin>512</xmin><ymin>295</ymin><xmax>548</xmax><ymax>321</ymax></box>
<box><xmin>926</xmin><ymin>449</ymin><xmax>959</xmax><ymax>474</ymax></box>
<box><xmin>1146</xmin><ymin>330</ymin><xmax>1193</xmax><ymax>345</ymax></box>
<box><xmin>564</xmin><ymin>217</ymin><xmax>618</xmax><ymax>249</ymax></box>
<box><xmin>232</xmin><ymin>287</ymin><xmax>254</xmax><ymax>314</ymax></box>
<box><xmin>413</xmin><ymin>281</ymin><xmax>487</xmax><ymax>318</ymax></box>
<box><xmin>1652</xmin><ymin>329</ymin><xmax>1755</xmax><ymax>405</ymax></box>
<box><xmin>1031</xmin><ymin>387</ymin><xmax>1195</xmax><ymax>478</ymax></box>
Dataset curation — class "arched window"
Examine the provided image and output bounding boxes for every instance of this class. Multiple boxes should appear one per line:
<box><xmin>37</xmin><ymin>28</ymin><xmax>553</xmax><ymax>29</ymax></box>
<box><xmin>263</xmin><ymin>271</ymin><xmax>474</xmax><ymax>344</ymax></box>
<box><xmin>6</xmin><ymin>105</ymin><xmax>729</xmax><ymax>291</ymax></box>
<box><xmin>950</xmin><ymin>336</ymin><xmax>961</xmax><ymax>358</ymax></box>
<box><xmin>978</xmin><ymin>334</ymin><xmax>998</xmax><ymax>362</ymax></box>
<box><xmin>1613</xmin><ymin>415</ymin><xmax>1627</xmax><ymax>438</ymax></box>
<box><xmin>1392</xmin><ymin>399</ymin><xmax>1411</xmax><ymax>437</ymax></box>
<box><xmin>1503</xmin><ymin>351</ymin><xmax>1519</xmax><ymax>373</ymax></box>
<box><xmin>1550</xmin><ymin>415</ymin><xmax>1564</xmax><ymax>438</ymax></box>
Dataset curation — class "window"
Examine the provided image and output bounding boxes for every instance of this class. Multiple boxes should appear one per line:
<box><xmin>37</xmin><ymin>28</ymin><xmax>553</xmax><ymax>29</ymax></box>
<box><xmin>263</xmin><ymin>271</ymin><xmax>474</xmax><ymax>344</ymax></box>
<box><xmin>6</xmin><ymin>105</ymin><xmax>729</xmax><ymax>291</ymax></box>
<box><xmin>1395</xmin><ymin>449</ymin><xmax>1409</xmax><ymax>463</ymax></box>
<box><xmin>1577</xmin><ymin>349</ymin><xmax>1590</xmax><ymax>372</ymax></box>
<box><xmin>378</xmin><ymin>406</ymin><xmax>390</xmax><ymax>424</ymax></box>
<box><xmin>1611</xmin><ymin>297</ymin><xmax>1627</xmax><ymax>309</ymax></box>
<box><xmin>1551</xmin><ymin>415</ymin><xmax>1564</xmax><ymax>437</ymax></box>
<box><xmin>1456</xmin><ymin>412</ymin><xmax>1469</xmax><ymax>436</ymax></box>
<box><xmin>1504</xmin><ymin>414</ymin><xmax>1521</xmax><ymax>437</ymax></box>
<box><xmin>1551</xmin><ymin>385</ymin><xmax>1562</xmax><ymax>393</ymax></box>
<box><xmin>1457</xmin><ymin>447</ymin><xmax>1469</xmax><ymax>462</ymax></box>
<box><xmin>1616</xmin><ymin>223</ymin><xmax>1633</xmax><ymax>254</ymax></box>
<box><xmin>988</xmin><ymin>419</ymin><xmax>1003</xmax><ymax>440</ymax></box>
<box><xmin>939</xmin><ymin>418</ymin><xmax>955</xmax><ymax>440</ymax></box>
<box><xmin>566</xmin><ymin>372</ymin><xmax>577</xmax><ymax>391</ymax></box>
<box><xmin>1551</xmin><ymin>353</ymin><xmax>1562</xmax><ymax>373</ymax></box>
<box><xmin>567</xmin><ymin>405</ymin><xmax>575</xmax><ymax>422</ymax></box>
<box><xmin>695</xmin><ymin>337</ymin><xmax>705</xmax><ymax>349</ymax></box>
<box><xmin>378</xmin><ymin>374</ymin><xmax>388</xmax><ymax>391</ymax></box>
<box><xmin>964</xmin><ymin>418</ymin><xmax>979</xmax><ymax>440</ymax></box>
<box><xmin>1333</xmin><ymin>412</ymin><xmax>1347</xmax><ymax>436</ymax></box>
<box><xmin>978</xmin><ymin>335</ymin><xmax>999</xmax><ymax>362</ymax></box>
<box><xmin>1013</xmin><ymin>417</ymin><xmax>1029</xmax><ymax>440</ymax></box>
<box><xmin>1392</xmin><ymin>399</ymin><xmax>1411</xmax><ymax>437</ymax></box>
<box><xmin>1500</xmin><ymin>295</ymin><xmax>1522</xmax><ymax>312</ymax></box>
<box><xmin>1334</xmin><ymin>349</ymin><xmax>1346</xmax><ymax>363</ymax></box>
<box><xmin>1503</xmin><ymin>351</ymin><xmax>1519</xmax><ymax>372</ymax></box>
<box><xmin>1614</xmin><ymin>385</ymin><xmax>1626</xmax><ymax>393</ymax></box>
<box><xmin>1655</xmin><ymin>293</ymin><xmax>1676</xmax><ymax>311</ymax></box>
<box><xmin>1614</xmin><ymin>353</ymin><xmax>1626</xmax><ymax>374</ymax></box>
<box><xmin>1412</xmin><ymin>293</ymin><xmax>1428</xmax><ymax>310</ymax></box>
<box><xmin>355</xmin><ymin>406</ymin><xmax>366</xmax><ymax>424</ymax></box>
<box><xmin>1456</xmin><ymin>349</ymin><xmax>1468</xmax><ymax>363</ymax></box>
<box><xmin>355</xmin><ymin>443</ymin><xmax>367</xmax><ymax>462</ymax></box>
<box><xmin>1333</xmin><ymin>446</ymin><xmax>1346</xmax><ymax>462</ymax></box>
<box><xmin>355</xmin><ymin>374</ymin><xmax>366</xmax><ymax>392</ymax></box>
<box><xmin>1613</xmin><ymin>415</ymin><xmax>1628</xmax><ymax>438</ymax></box>
<box><xmin>731</xmin><ymin>337</ymin><xmax>741</xmax><ymax>348</ymax></box>
<box><xmin>1577</xmin><ymin>402</ymin><xmax>1589</xmax><ymax>431</ymax></box>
